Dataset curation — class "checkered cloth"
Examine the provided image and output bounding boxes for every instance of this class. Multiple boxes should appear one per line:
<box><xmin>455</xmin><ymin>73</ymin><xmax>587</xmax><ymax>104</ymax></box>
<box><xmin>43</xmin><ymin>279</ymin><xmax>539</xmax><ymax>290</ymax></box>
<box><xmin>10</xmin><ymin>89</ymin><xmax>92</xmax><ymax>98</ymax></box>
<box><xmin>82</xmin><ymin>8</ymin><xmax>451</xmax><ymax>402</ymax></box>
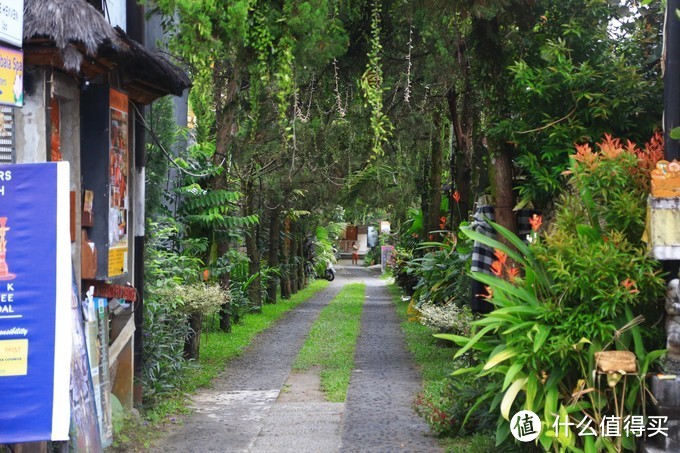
<box><xmin>469</xmin><ymin>206</ymin><xmax>540</xmax><ymax>313</ymax></box>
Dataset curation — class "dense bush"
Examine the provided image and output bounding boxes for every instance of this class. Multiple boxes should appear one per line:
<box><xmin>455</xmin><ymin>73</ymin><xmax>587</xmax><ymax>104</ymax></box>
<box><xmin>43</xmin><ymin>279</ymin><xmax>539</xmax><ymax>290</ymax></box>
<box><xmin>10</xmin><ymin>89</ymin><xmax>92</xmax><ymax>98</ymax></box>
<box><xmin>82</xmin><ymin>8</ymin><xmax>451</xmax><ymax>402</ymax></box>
<box><xmin>447</xmin><ymin>134</ymin><xmax>666</xmax><ymax>451</ymax></box>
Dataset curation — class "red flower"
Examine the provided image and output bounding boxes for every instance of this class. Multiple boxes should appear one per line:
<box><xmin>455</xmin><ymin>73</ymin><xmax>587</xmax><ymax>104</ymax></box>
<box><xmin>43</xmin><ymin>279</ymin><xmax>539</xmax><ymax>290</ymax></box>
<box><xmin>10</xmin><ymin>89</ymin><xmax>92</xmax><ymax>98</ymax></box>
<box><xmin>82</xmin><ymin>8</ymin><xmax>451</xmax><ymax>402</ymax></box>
<box><xmin>491</xmin><ymin>261</ymin><xmax>503</xmax><ymax>277</ymax></box>
<box><xmin>439</xmin><ymin>216</ymin><xmax>447</xmax><ymax>229</ymax></box>
<box><xmin>452</xmin><ymin>191</ymin><xmax>461</xmax><ymax>203</ymax></box>
<box><xmin>529</xmin><ymin>214</ymin><xmax>542</xmax><ymax>232</ymax></box>
<box><xmin>428</xmin><ymin>234</ymin><xmax>434</xmax><ymax>240</ymax></box>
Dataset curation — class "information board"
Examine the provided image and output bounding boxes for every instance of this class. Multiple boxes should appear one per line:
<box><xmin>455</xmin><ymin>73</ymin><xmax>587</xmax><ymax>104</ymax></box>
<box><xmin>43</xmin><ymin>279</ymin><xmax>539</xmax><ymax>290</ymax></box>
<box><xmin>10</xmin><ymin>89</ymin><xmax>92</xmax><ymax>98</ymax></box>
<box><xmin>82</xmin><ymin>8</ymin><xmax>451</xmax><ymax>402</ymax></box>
<box><xmin>0</xmin><ymin>162</ymin><xmax>72</xmax><ymax>443</ymax></box>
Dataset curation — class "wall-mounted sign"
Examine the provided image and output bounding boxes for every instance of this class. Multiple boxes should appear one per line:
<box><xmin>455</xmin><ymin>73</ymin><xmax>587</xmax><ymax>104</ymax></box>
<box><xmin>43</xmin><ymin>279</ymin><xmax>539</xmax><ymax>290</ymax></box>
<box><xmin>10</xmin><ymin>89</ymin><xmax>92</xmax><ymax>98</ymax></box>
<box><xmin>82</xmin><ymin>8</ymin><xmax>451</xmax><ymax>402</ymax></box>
<box><xmin>0</xmin><ymin>1</ymin><xmax>22</xmax><ymax>48</ymax></box>
<box><xmin>0</xmin><ymin>162</ymin><xmax>72</xmax><ymax>443</ymax></box>
<box><xmin>0</xmin><ymin>45</ymin><xmax>22</xmax><ymax>107</ymax></box>
<box><xmin>108</xmin><ymin>88</ymin><xmax>128</xmax><ymax>277</ymax></box>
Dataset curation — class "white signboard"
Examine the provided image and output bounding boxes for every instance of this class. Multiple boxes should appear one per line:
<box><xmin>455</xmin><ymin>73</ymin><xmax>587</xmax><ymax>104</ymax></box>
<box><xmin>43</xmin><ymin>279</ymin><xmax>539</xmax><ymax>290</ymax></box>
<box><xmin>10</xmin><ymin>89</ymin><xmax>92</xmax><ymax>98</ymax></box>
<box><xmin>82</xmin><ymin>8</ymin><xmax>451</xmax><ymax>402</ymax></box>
<box><xmin>0</xmin><ymin>1</ymin><xmax>23</xmax><ymax>48</ymax></box>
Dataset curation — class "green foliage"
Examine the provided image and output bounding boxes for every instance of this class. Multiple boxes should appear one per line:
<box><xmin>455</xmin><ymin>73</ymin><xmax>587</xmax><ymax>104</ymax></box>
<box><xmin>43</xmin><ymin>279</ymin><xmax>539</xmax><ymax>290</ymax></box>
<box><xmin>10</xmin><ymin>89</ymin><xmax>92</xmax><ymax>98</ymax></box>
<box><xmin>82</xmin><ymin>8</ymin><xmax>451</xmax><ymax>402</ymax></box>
<box><xmin>418</xmin><ymin>302</ymin><xmax>474</xmax><ymax>336</ymax></box>
<box><xmin>313</xmin><ymin>221</ymin><xmax>345</xmax><ymax>274</ymax></box>
<box><xmin>179</xmin><ymin>184</ymin><xmax>259</xmax><ymax>231</ymax></box>
<box><xmin>360</xmin><ymin>0</ymin><xmax>392</xmax><ymax>156</ymax></box>
<box><xmin>451</xmin><ymin>140</ymin><xmax>666</xmax><ymax>449</ymax></box>
<box><xmin>409</xmin><ymin>235</ymin><xmax>473</xmax><ymax>309</ymax></box>
<box><xmin>145</xmin><ymin>96</ymin><xmax>179</xmax><ymax>219</ymax></box>
<box><xmin>143</xmin><ymin>218</ymin><xmax>197</xmax><ymax>404</ymax></box>
<box><xmin>494</xmin><ymin>1</ymin><xmax>663</xmax><ymax>205</ymax></box>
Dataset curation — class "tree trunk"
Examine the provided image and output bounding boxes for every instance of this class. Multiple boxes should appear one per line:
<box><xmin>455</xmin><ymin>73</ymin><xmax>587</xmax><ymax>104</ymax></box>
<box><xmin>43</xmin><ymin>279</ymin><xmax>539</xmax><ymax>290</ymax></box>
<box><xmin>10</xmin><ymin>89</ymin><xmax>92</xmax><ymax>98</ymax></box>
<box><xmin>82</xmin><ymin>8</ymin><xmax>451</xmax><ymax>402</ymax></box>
<box><xmin>281</xmin><ymin>216</ymin><xmax>292</xmax><ymax>298</ymax></box>
<box><xmin>291</xmin><ymin>229</ymin><xmax>299</xmax><ymax>294</ymax></box>
<box><xmin>446</xmin><ymin>74</ymin><xmax>473</xmax><ymax>228</ymax></box>
<box><xmin>184</xmin><ymin>314</ymin><xmax>203</xmax><ymax>359</ymax></box>
<box><xmin>212</xmin><ymin>63</ymin><xmax>239</xmax><ymax>332</ymax></box>
<box><xmin>475</xmin><ymin>17</ymin><xmax>517</xmax><ymax>236</ymax></box>
<box><xmin>297</xmin><ymin>232</ymin><xmax>306</xmax><ymax>289</ymax></box>
<box><xmin>266</xmin><ymin>206</ymin><xmax>281</xmax><ymax>304</ymax></box>
<box><xmin>243</xmin><ymin>180</ymin><xmax>262</xmax><ymax>310</ymax></box>
<box><xmin>218</xmin><ymin>240</ymin><xmax>231</xmax><ymax>332</ymax></box>
<box><xmin>427</xmin><ymin>109</ymin><xmax>443</xmax><ymax>237</ymax></box>
<box><xmin>419</xmin><ymin>149</ymin><xmax>431</xmax><ymax>239</ymax></box>
<box><xmin>490</xmin><ymin>143</ymin><xmax>517</xmax><ymax>236</ymax></box>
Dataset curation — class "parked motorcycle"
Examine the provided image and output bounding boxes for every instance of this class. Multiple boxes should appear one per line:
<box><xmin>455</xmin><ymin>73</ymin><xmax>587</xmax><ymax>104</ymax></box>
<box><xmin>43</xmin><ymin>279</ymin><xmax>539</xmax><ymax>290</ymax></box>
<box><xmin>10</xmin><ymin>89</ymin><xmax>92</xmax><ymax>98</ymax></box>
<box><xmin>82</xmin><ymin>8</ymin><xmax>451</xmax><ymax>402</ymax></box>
<box><xmin>324</xmin><ymin>261</ymin><xmax>336</xmax><ymax>281</ymax></box>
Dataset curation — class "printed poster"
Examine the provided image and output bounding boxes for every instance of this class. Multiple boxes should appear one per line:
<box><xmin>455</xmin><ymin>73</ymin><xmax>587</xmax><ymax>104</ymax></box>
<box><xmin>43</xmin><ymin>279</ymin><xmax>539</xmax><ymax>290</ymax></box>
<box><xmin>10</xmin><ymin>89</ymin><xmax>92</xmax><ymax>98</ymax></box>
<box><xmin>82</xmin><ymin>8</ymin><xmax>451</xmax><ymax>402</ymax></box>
<box><xmin>109</xmin><ymin>88</ymin><xmax>128</xmax><ymax>277</ymax></box>
<box><xmin>69</xmin><ymin>276</ymin><xmax>102</xmax><ymax>452</ymax></box>
<box><xmin>0</xmin><ymin>45</ymin><xmax>23</xmax><ymax>107</ymax></box>
<box><xmin>0</xmin><ymin>162</ymin><xmax>72</xmax><ymax>443</ymax></box>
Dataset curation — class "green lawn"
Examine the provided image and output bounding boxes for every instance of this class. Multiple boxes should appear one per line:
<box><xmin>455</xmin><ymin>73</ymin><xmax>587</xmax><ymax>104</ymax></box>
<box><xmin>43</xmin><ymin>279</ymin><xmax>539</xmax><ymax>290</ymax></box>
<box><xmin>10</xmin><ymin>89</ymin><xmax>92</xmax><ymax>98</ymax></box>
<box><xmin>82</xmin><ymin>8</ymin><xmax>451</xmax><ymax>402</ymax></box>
<box><xmin>293</xmin><ymin>282</ymin><xmax>366</xmax><ymax>402</ymax></box>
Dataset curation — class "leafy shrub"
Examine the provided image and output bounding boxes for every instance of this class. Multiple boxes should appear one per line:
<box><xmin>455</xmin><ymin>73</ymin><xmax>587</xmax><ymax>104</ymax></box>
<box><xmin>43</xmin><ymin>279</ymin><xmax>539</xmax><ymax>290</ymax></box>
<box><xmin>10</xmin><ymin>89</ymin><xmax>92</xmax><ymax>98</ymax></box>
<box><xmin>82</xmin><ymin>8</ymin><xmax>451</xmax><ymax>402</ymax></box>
<box><xmin>142</xmin><ymin>217</ymin><xmax>206</xmax><ymax>404</ymax></box>
<box><xmin>447</xmin><ymin>134</ymin><xmax>666</xmax><ymax>451</ymax></box>
<box><xmin>152</xmin><ymin>282</ymin><xmax>229</xmax><ymax>317</ymax></box>
<box><xmin>391</xmin><ymin>247</ymin><xmax>419</xmax><ymax>295</ymax></box>
<box><xmin>363</xmin><ymin>246</ymin><xmax>380</xmax><ymax>266</ymax></box>
<box><xmin>142</xmin><ymin>296</ymin><xmax>190</xmax><ymax>405</ymax></box>
<box><xmin>415</xmin><ymin>375</ymin><xmax>496</xmax><ymax>438</ymax></box>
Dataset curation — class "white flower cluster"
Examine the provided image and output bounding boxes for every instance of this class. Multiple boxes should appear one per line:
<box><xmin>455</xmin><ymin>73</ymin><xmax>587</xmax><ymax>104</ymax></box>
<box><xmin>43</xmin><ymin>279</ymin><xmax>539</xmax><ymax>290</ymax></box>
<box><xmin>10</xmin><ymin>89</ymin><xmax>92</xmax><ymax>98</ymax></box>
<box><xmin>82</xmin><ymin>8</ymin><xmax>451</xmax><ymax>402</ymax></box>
<box><xmin>418</xmin><ymin>302</ymin><xmax>474</xmax><ymax>335</ymax></box>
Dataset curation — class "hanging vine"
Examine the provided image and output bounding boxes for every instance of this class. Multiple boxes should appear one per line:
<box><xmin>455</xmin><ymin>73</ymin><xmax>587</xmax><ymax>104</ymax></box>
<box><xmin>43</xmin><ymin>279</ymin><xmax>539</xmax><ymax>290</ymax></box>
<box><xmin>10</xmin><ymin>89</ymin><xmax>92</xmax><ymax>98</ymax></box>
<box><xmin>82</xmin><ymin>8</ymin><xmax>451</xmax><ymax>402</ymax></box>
<box><xmin>360</xmin><ymin>0</ymin><xmax>392</xmax><ymax>156</ymax></box>
<box><xmin>404</xmin><ymin>24</ymin><xmax>413</xmax><ymax>105</ymax></box>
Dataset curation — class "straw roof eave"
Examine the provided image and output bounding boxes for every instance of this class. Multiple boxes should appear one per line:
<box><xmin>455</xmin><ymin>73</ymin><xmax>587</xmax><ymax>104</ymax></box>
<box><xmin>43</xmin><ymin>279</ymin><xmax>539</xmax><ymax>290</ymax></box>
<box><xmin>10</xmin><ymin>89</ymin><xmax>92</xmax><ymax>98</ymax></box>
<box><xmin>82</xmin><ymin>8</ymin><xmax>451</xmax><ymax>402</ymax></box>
<box><xmin>23</xmin><ymin>0</ymin><xmax>191</xmax><ymax>103</ymax></box>
<box><xmin>24</xmin><ymin>0</ymin><xmax>122</xmax><ymax>71</ymax></box>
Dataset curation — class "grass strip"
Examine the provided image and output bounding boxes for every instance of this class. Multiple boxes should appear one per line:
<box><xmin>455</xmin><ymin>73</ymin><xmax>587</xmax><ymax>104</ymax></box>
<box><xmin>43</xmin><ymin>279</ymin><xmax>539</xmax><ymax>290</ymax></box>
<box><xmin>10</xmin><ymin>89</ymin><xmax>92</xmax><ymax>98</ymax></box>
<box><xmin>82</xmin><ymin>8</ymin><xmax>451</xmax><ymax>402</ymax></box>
<box><xmin>191</xmin><ymin>279</ymin><xmax>331</xmax><ymax>391</ymax></box>
<box><xmin>293</xmin><ymin>282</ymin><xmax>366</xmax><ymax>402</ymax></box>
<box><xmin>388</xmin><ymin>282</ymin><xmax>498</xmax><ymax>453</ymax></box>
<box><xmin>121</xmin><ymin>279</ymin><xmax>329</xmax><ymax>442</ymax></box>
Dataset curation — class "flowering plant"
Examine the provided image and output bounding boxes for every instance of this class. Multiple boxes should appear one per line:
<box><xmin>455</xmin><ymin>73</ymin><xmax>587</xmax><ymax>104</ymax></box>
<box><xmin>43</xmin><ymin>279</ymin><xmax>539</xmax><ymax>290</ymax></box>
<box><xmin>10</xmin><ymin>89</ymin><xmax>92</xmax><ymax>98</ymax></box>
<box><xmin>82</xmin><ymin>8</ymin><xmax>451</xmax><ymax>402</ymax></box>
<box><xmin>418</xmin><ymin>302</ymin><xmax>474</xmax><ymax>335</ymax></box>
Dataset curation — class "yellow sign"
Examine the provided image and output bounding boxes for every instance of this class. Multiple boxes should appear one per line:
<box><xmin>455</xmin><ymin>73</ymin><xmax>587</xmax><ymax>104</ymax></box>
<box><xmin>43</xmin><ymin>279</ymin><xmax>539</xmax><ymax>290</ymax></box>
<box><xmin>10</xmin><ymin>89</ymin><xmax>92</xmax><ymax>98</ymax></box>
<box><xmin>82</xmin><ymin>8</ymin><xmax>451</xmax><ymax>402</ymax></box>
<box><xmin>0</xmin><ymin>45</ymin><xmax>22</xmax><ymax>107</ymax></box>
<box><xmin>108</xmin><ymin>247</ymin><xmax>127</xmax><ymax>277</ymax></box>
<box><xmin>0</xmin><ymin>339</ymin><xmax>28</xmax><ymax>376</ymax></box>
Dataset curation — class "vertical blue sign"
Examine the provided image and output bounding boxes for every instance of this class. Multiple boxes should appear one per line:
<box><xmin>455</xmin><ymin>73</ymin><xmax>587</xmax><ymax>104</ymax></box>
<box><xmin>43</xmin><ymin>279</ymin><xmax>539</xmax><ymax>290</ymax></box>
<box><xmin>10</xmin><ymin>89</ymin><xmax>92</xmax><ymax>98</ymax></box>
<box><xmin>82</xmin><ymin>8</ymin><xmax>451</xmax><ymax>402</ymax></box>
<box><xmin>0</xmin><ymin>162</ymin><xmax>72</xmax><ymax>443</ymax></box>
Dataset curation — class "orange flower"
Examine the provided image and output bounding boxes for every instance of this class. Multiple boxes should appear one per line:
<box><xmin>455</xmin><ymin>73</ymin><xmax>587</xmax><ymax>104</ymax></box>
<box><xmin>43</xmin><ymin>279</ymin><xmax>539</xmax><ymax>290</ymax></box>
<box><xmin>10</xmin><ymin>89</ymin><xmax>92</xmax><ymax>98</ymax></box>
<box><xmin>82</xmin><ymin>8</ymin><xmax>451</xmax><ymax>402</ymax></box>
<box><xmin>491</xmin><ymin>260</ymin><xmax>503</xmax><ymax>277</ymax></box>
<box><xmin>507</xmin><ymin>267</ymin><xmax>520</xmax><ymax>282</ymax></box>
<box><xmin>529</xmin><ymin>214</ymin><xmax>542</xmax><ymax>232</ymax></box>
<box><xmin>481</xmin><ymin>286</ymin><xmax>494</xmax><ymax>299</ymax></box>
<box><xmin>428</xmin><ymin>234</ymin><xmax>434</xmax><ymax>240</ymax></box>
<box><xmin>493</xmin><ymin>249</ymin><xmax>507</xmax><ymax>265</ymax></box>
<box><xmin>452</xmin><ymin>191</ymin><xmax>461</xmax><ymax>203</ymax></box>
<box><xmin>572</xmin><ymin>142</ymin><xmax>596</xmax><ymax>167</ymax></box>
<box><xmin>439</xmin><ymin>216</ymin><xmax>447</xmax><ymax>229</ymax></box>
<box><xmin>622</xmin><ymin>278</ymin><xmax>640</xmax><ymax>294</ymax></box>
<box><xmin>598</xmin><ymin>133</ymin><xmax>623</xmax><ymax>159</ymax></box>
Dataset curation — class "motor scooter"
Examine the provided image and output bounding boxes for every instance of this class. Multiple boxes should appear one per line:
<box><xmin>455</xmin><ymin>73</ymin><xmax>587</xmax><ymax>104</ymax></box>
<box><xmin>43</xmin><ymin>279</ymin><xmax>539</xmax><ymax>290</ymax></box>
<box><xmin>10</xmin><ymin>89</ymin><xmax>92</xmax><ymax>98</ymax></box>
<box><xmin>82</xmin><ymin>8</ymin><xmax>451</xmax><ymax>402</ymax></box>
<box><xmin>324</xmin><ymin>261</ymin><xmax>336</xmax><ymax>281</ymax></box>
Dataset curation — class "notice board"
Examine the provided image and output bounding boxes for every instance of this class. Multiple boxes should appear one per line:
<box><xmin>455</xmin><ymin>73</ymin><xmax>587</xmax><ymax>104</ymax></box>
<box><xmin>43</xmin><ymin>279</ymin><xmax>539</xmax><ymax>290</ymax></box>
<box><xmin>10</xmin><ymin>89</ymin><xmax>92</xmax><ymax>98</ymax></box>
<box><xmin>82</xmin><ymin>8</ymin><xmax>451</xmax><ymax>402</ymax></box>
<box><xmin>81</xmin><ymin>86</ymin><xmax>129</xmax><ymax>279</ymax></box>
<box><xmin>0</xmin><ymin>162</ymin><xmax>72</xmax><ymax>443</ymax></box>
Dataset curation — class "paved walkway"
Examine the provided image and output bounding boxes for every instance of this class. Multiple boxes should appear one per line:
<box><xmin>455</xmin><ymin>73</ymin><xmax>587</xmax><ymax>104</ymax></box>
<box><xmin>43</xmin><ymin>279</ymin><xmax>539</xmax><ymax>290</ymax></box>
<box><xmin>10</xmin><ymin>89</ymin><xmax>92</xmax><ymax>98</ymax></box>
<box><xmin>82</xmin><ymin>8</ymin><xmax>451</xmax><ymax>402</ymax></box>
<box><xmin>149</xmin><ymin>263</ymin><xmax>439</xmax><ymax>452</ymax></box>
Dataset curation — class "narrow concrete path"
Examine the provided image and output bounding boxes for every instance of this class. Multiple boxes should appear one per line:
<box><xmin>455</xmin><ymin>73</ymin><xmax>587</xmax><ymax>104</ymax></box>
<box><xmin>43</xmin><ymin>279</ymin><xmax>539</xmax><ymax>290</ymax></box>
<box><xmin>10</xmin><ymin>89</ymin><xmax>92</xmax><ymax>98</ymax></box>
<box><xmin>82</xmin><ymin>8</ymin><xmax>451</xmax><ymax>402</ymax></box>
<box><xmin>340</xmin><ymin>277</ymin><xmax>441</xmax><ymax>452</ymax></box>
<box><xmin>149</xmin><ymin>263</ymin><xmax>439</xmax><ymax>452</ymax></box>
<box><xmin>149</xmin><ymin>282</ymin><xmax>343</xmax><ymax>453</ymax></box>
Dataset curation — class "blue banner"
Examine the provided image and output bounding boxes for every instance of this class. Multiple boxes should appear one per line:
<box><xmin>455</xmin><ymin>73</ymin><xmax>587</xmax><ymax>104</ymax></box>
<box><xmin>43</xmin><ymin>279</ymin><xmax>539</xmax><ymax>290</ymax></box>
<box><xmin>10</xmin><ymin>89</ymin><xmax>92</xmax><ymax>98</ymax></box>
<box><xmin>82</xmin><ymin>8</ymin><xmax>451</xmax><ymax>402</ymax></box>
<box><xmin>0</xmin><ymin>162</ymin><xmax>72</xmax><ymax>443</ymax></box>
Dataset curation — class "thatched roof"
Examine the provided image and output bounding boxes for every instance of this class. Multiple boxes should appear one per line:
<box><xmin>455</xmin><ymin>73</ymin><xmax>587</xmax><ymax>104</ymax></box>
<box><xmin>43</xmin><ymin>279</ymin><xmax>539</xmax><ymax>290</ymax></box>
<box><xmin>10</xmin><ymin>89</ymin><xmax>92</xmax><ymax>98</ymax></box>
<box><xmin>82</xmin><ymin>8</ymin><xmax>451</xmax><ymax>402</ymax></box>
<box><xmin>23</xmin><ymin>0</ymin><xmax>191</xmax><ymax>103</ymax></box>
<box><xmin>24</xmin><ymin>0</ymin><xmax>122</xmax><ymax>72</ymax></box>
